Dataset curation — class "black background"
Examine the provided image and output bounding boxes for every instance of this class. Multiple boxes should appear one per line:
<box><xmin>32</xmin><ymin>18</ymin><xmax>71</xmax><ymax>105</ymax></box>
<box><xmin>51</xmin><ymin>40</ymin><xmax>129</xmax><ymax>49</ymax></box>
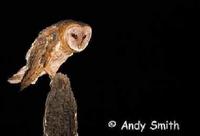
<box><xmin>0</xmin><ymin>0</ymin><xmax>197</xmax><ymax>136</ymax></box>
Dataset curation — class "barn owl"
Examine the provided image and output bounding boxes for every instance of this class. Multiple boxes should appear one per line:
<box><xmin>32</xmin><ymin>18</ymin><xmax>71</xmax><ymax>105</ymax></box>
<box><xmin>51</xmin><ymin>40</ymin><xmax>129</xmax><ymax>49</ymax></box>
<box><xmin>8</xmin><ymin>20</ymin><xmax>92</xmax><ymax>90</ymax></box>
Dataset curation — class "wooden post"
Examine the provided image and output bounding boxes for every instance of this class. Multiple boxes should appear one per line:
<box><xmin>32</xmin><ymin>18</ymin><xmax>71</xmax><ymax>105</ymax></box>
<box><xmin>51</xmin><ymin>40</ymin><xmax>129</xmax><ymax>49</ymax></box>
<box><xmin>43</xmin><ymin>73</ymin><xmax>78</xmax><ymax>136</ymax></box>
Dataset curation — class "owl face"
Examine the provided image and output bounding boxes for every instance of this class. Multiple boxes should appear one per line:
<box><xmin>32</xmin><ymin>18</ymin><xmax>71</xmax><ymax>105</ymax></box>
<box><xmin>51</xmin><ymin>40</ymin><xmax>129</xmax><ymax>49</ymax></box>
<box><xmin>64</xmin><ymin>24</ymin><xmax>92</xmax><ymax>52</ymax></box>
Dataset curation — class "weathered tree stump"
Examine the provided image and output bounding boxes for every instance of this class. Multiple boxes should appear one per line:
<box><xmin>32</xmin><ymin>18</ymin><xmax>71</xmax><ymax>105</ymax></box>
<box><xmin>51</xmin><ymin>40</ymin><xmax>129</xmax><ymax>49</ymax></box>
<box><xmin>43</xmin><ymin>73</ymin><xmax>78</xmax><ymax>136</ymax></box>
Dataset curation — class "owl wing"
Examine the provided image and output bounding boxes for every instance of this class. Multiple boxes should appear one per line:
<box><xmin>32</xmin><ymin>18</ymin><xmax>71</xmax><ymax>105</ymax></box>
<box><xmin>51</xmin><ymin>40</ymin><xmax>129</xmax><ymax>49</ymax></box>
<box><xmin>26</xmin><ymin>25</ymin><xmax>58</xmax><ymax>66</ymax></box>
<box><xmin>21</xmin><ymin>26</ymin><xmax>59</xmax><ymax>90</ymax></box>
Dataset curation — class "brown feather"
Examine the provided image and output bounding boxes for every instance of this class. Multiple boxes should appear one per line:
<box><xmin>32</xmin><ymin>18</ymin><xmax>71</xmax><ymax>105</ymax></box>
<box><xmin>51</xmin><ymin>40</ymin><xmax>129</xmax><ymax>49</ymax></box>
<box><xmin>8</xmin><ymin>20</ymin><xmax>92</xmax><ymax>90</ymax></box>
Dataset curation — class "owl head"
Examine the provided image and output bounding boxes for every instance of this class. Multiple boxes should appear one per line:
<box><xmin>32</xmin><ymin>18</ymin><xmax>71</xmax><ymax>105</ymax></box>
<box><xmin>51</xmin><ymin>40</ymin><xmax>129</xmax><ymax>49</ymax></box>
<box><xmin>63</xmin><ymin>21</ymin><xmax>92</xmax><ymax>52</ymax></box>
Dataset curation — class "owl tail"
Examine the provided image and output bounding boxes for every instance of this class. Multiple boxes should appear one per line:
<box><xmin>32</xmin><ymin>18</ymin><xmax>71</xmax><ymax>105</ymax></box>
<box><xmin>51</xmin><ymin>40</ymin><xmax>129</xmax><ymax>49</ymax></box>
<box><xmin>8</xmin><ymin>65</ymin><xmax>46</xmax><ymax>90</ymax></box>
<box><xmin>8</xmin><ymin>65</ymin><xmax>28</xmax><ymax>84</ymax></box>
<box><xmin>20</xmin><ymin>66</ymin><xmax>46</xmax><ymax>90</ymax></box>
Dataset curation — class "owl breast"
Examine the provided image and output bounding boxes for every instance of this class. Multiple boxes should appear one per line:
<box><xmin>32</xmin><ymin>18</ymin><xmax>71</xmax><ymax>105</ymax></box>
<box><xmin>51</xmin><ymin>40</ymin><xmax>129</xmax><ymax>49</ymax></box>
<box><xmin>48</xmin><ymin>42</ymin><xmax>73</xmax><ymax>75</ymax></box>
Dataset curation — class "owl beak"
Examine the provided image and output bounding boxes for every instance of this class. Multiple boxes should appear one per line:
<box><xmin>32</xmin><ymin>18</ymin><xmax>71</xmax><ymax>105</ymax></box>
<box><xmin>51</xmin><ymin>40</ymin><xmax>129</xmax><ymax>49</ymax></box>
<box><xmin>78</xmin><ymin>44</ymin><xmax>82</xmax><ymax>49</ymax></box>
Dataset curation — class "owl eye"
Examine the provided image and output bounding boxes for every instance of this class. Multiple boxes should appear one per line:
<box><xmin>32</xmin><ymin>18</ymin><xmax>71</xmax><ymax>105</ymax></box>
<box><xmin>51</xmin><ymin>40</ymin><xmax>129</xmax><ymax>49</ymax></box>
<box><xmin>82</xmin><ymin>35</ymin><xmax>87</xmax><ymax>40</ymax></box>
<box><xmin>71</xmin><ymin>33</ymin><xmax>78</xmax><ymax>39</ymax></box>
